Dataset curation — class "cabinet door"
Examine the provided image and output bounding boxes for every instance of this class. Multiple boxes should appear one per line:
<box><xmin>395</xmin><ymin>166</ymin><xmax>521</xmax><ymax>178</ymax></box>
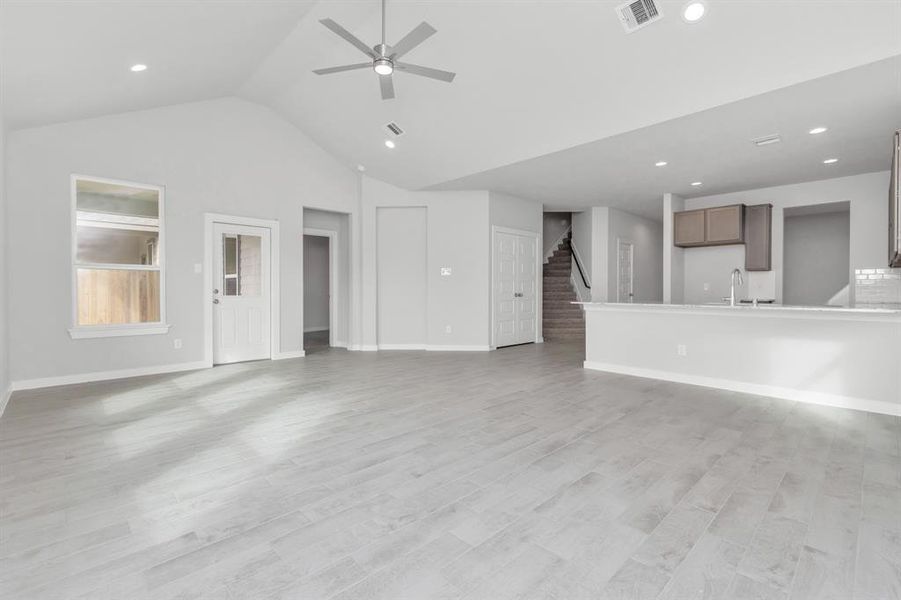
<box><xmin>744</xmin><ymin>204</ymin><xmax>772</xmax><ymax>271</ymax></box>
<box><xmin>673</xmin><ymin>210</ymin><xmax>706</xmax><ymax>247</ymax></box>
<box><xmin>705</xmin><ymin>204</ymin><xmax>745</xmax><ymax>245</ymax></box>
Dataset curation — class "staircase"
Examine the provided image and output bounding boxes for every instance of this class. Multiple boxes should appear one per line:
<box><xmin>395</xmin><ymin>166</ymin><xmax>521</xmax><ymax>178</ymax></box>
<box><xmin>542</xmin><ymin>233</ymin><xmax>585</xmax><ymax>341</ymax></box>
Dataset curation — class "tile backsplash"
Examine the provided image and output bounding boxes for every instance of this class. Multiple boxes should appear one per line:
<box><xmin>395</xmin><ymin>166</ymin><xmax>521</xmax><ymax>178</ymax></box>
<box><xmin>855</xmin><ymin>268</ymin><xmax>901</xmax><ymax>308</ymax></box>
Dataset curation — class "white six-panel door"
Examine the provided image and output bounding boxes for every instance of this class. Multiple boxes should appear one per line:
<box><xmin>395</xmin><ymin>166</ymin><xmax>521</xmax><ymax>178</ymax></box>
<box><xmin>494</xmin><ymin>230</ymin><xmax>537</xmax><ymax>348</ymax></box>
<box><xmin>212</xmin><ymin>223</ymin><xmax>271</xmax><ymax>364</ymax></box>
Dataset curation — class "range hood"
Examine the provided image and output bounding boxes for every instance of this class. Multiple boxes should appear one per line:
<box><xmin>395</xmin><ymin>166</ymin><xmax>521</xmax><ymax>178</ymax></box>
<box><xmin>891</xmin><ymin>130</ymin><xmax>901</xmax><ymax>267</ymax></box>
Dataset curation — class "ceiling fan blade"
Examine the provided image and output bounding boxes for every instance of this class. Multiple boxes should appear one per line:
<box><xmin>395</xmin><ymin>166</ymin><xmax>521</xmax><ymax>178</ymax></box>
<box><xmin>395</xmin><ymin>62</ymin><xmax>456</xmax><ymax>83</ymax></box>
<box><xmin>389</xmin><ymin>22</ymin><xmax>437</xmax><ymax>59</ymax></box>
<box><xmin>319</xmin><ymin>18</ymin><xmax>376</xmax><ymax>58</ymax></box>
<box><xmin>313</xmin><ymin>63</ymin><xmax>372</xmax><ymax>75</ymax></box>
<box><xmin>379</xmin><ymin>74</ymin><xmax>395</xmax><ymax>100</ymax></box>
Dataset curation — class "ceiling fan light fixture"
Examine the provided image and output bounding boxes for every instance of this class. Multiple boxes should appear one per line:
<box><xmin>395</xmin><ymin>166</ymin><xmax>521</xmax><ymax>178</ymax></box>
<box><xmin>373</xmin><ymin>58</ymin><xmax>394</xmax><ymax>76</ymax></box>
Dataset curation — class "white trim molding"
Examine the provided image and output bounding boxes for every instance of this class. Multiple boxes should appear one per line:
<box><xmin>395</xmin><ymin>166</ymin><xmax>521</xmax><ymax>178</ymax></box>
<box><xmin>1</xmin><ymin>386</ymin><xmax>11</xmax><ymax>419</ymax></box>
<box><xmin>70</xmin><ymin>174</ymin><xmax>168</xmax><ymax>340</ymax></box>
<box><xmin>426</xmin><ymin>345</ymin><xmax>492</xmax><ymax>352</ymax></box>
<box><xmin>273</xmin><ymin>350</ymin><xmax>306</xmax><ymax>360</ymax></box>
<box><xmin>377</xmin><ymin>343</ymin><xmax>428</xmax><ymax>351</ymax></box>
<box><xmin>69</xmin><ymin>323</ymin><xmax>171</xmax><ymax>339</ymax></box>
<box><xmin>10</xmin><ymin>360</ymin><xmax>210</xmax><ymax>393</ymax></box>
<box><xmin>303</xmin><ymin>227</ymin><xmax>340</xmax><ymax>348</ymax></box>
<box><xmin>583</xmin><ymin>361</ymin><xmax>901</xmax><ymax>417</ymax></box>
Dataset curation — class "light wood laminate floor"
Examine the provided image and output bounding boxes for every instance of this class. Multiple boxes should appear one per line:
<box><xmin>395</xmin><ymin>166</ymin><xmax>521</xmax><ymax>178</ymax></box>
<box><xmin>1</xmin><ymin>342</ymin><xmax>899</xmax><ymax>600</ymax></box>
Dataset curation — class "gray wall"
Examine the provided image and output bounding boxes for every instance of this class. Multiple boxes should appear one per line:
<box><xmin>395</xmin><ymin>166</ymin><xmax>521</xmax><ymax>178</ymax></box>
<box><xmin>542</xmin><ymin>212</ymin><xmax>570</xmax><ymax>257</ymax></box>
<box><xmin>1</xmin><ymin>121</ymin><xmax>8</xmax><ymax>407</ymax></box>
<box><xmin>607</xmin><ymin>208</ymin><xmax>663</xmax><ymax>303</ymax></box>
<box><xmin>376</xmin><ymin>207</ymin><xmax>428</xmax><ymax>346</ymax></box>
<box><xmin>6</xmin><ymin>98</ymin><xmax>359</xmax><ymax>382</ymax></box>
<box><xmin>783</xmin><ymin>211</ymin><xmax>850</xmax><ymax>306</ymax></box>
<box><xmin>302</xmin><ymin>235</ymin><xmax>329</xmax><ymax>331</ymax></box>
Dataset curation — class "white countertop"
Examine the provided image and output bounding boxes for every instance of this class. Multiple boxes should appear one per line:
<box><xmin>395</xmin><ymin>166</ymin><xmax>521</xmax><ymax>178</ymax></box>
<box><xmin>575</xmin><ymin>301</ymin><xmax>901</xmax><ymax>322</ymax></box>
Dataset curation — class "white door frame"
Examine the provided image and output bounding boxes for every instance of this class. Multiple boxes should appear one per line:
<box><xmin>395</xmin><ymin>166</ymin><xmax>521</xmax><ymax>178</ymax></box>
<box><xmin>303</xmin><ymin>227</ymin><xmax>339</xmax><ymax>348</ymax></box>
<box><xmin>204</xmin><ymin>213</ymin><xmax>281</xmax><ymax>366</ymax></box>
<box><xmin>490</xmin><ymin>225</ymin><xmax>542</xmax><ymax>349</ymax></box>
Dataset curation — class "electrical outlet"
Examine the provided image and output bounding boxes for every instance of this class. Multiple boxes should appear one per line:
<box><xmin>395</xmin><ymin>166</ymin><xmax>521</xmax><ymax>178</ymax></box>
<box><xmin>677</xmin><ymin>344</ymin><xmax>687</xmax><ymax>357</ymax></box>
<box><xmin>174</xmin><ymin>338</ymin><xmax>183</xmax><ymax>349</ymax></box>
<box><xmin>194</xmin><ymin>263</ymin><xmax>202</xmax><ymax>274</ymax></box>
<box><xmin>703</xmin><ymin>282</ymin><xmax>710</xmax><ymax>292</ymax></box>
<box><xmin>445</xmin><ymin>325</ymin><xmax>452</xmax><ymax>334</ymax></box>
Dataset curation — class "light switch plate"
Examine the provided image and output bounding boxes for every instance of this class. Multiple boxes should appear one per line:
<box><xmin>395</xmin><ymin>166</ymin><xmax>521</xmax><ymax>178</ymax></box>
<box><xmin>440</xmin><ymin>267</ymin><xmax>452</xmax><ymax>277</ymax></box>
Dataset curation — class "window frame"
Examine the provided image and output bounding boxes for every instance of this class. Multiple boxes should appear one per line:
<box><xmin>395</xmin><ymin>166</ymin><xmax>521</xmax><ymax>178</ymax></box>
<box><xmin>68</xmin><ymin>174</ymin><xmax>170</xmax><ymax>339</ymax></box>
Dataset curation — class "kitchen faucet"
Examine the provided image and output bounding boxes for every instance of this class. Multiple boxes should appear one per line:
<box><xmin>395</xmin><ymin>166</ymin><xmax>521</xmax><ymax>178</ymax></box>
<box><xmin>728</xmin><ymin>268</ymin><xmax>743</xmax><ymax>307</ymax></box>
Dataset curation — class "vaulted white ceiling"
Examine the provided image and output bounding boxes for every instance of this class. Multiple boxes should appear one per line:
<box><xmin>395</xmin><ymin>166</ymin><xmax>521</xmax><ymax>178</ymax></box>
<box><xmin>3</xmin><ymin>0</ymin><xmax>900</xmax><ymax>211</ymax></box>
<box><xmin>0</xmin><ymin>0</ymin><xmax>315</xmax><ymax>129</ymax></box>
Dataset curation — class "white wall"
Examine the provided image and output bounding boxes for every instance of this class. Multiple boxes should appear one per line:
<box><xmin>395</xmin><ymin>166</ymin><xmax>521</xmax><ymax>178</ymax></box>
<box><xmin>303</xmin><ymin>207</ymin><xmax>352</xmax><ymax>346</ymax></box>
<box><xmin>303</xmin><ymin>235</ymin><xmax>329</xmax><ymax>331</ymax></box>
<box><xmin>607</xmin><ymin>208</ymin><xmax>663</xmax><ymax>303</ymax></box>
<box><xmin>571</xmin><ymin>209</ymin><xmax>593</xmax><ymax>289</ymax></box>
<box><xmin>784</xmin><ymin>211</ymin><xmax>850</xmax><ymax>306</ymax></box>
<box><xmin>542</xmin><ymin>211</ymin><xmax>570</xmax><ymax>257</ymax></box>
<box><xmin>682</xmin><ymin>172</ymin><xmax>890</xmax><ymax>305</ymax></box>
<box><xmin>489</xmin><ymin>192</ymin><xmax>542</xmax><ymax>235</ymax></box>
<box><xmin>376</xmin><ymin>207</ymin><xmax>428</xmax><ymax>347</ymax></box>
<box><xmin>361</xmin><ymin>177</ymin><xmax>491</xmax><ymax>350</ymax></box>
<box><xmin>584</xmin><ymin>305</ymin><xmax>901</xmax><ymax>415</ymax></box>
<box><xmin>6</xmin><ymin>98</ymin><xmax>360</xmax><ymax>383</ymax></box>
<box><xmin>0</xmin><ymin>121</ymin><xmax>8</xmax><ymax>408</ymax></box>
<box><xmin>663</xmin><ymin>193</ymin><xmax>684</xmax><ymax>304</ymax></box>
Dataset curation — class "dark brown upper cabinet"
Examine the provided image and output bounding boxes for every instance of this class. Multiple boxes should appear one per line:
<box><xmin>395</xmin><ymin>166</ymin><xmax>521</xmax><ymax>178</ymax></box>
<box><xmin>673</xmin><ymin>209</ymin><xmax>706</xmax><ymax>247</ymax></box>
<box><xmin>705</xmin><ymin>205</ymin><xmax>744</xmax><ymax>245</ymax></box>
<box><xmin>744</xmin><ymin>203</ymin><xmax>773</xmax><ymax>271</ymax></box>
<box><xmin>673</xmin><ymin>204</ymin><xmax>744</xmax><ymax>247</ymax></box>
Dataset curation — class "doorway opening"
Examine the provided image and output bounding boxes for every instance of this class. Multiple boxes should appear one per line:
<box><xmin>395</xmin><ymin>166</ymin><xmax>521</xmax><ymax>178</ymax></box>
<box><xmin>303</xmin><ymin>207</ymin><xmax>350</xmax><ymax>352</ymax></box>
<box><xmin>303</xmin><ymin>233</ymin><xmax>332</xmax><ymax>353</ymax></box>
<box><xmin>783</xmin><ymin>201</ymin><xmax>850</xmax><ymax>306</ymax></box>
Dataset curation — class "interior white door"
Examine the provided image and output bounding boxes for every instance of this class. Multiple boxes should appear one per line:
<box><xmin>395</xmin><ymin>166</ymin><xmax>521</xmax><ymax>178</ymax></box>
<box><xmin>494</xmin><ymin>231</ymin><xmax>537</xmax><ymax>347</ymax></box>
<box><xmin>213</xmin><ymin>223</ymin><xmax>271</xmax><ymax>364</ymax></box>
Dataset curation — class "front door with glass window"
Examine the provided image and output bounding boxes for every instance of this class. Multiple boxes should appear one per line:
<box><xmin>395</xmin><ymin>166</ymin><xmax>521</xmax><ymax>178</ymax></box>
<box><xmin>212</xmin><ymin>223</ymin><xmax>271</xmax><ymax>364</ymax></box>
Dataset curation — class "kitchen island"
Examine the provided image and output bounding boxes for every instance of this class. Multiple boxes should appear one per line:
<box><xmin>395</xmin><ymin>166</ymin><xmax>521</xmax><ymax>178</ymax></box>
<box><xmin>580</xmin><ymin>302</ymin><xmax>901</xmax><ymax>416</ymax></box>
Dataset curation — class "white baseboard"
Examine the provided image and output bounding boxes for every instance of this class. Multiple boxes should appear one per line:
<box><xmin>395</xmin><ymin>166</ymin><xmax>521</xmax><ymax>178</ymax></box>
<box><xmin>332</xmin><ymin>340</ymin><xmax>348</xmax><ymax>349</ymax></box>
<box><xmin>10</xmin><ymin>360</ymin><xmax>212</xmax><ymax>392</ymax></box>
<box><xmin>273</xmin><ymin>350</ymin><xmax>305</xmax><ymax>360</ymax></box>
<box><xmin>583</xmin><ymin>361</ymin><xmax>901</xmax><ymax>417</ymax></box>
<box><xmin>377</xmin><ymin>344</ymin><xmax>428</xmax><ymax>351</ymax></box>
<box><xmin>426</xmin><ymin>345</ymin><xmax>491</xmax><ymax>352</ymax></box>
<box><xmin>350</xmin><ymin>344</ymin><xmax>379</xmax><ymax>352</ymax></box>
<box><xmin>303</xmin><ymin>326</ymin><xmax>329</xmax><ymax>333</ymax></box>
<box><xmin>0</xmin><ymin>385</ymin><xmax>11</xmax><ymax>419</ymax></box>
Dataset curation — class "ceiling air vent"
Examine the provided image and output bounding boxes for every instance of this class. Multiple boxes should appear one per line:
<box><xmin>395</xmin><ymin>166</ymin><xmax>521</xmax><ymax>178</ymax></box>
<box><xmin>615</xmin><ymin>0</ymin><xmax>663</xmax><ymax>33</ymax></box>
<box><xmin>752</xmin><ymin>133</ymin><xmax>782</xmax><ymax>147</ymax></box>
<box><xmin>386</xmin><ymin>122</ymin><xmax>404</xmax><ymax>136</ymax></box>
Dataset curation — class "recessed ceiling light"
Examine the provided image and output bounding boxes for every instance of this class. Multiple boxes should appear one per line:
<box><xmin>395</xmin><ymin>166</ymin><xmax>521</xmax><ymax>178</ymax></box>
<box><xmin>809</xmin><ymin>127</ymin><xmax>828</xmax><ymax>135</ymax></box>
<box><xmin>384</xmin><ymin>140</ymin><xmax>396</xmax><ymax>149</ymax></box>
<box><xmin>823</xmin><ymin>158</ymin><xmax>838</xmax><ymax>164</ymax></box>
<box><xmin>130</xmin><ymin>64</ymin><xmax>147</xmax><ymax>72</ymax></box>
<box><xmin>655</xmin><ymin>161</ymin><xmax>668</xmax><ymax>167</ymax></box>
<box><xmin>357</xmin><ymin>164</ymin><xmax>366</xmax><ymax>172</ymax></box>
<box><xmin>682</xmin><ymin>1</ymin><xmax>706</xmax><ymax>23</ymax></box>
<box><xmin>691</xmin><ymin>181</ymin><xmax>703</xmax><ymax>186</ymax></box>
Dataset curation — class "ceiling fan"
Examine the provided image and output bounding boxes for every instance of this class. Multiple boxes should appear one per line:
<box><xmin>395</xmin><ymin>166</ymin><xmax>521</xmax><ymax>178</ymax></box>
<box><xmin>313</xmin><ymin>0</ymin><xmax>456</xmax><ymax>100</ymax></box>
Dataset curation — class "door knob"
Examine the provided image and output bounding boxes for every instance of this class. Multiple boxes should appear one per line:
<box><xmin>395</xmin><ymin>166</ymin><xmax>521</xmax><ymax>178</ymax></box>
<box><xmin>213</xmin><ymin>288</ymin><xmax>220</xmax><ymax>295</ymax></box>
<box><xmin>212</xmin><ymin>299</ymin><xmax>220</xmax><ymax>304</ymax></box>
